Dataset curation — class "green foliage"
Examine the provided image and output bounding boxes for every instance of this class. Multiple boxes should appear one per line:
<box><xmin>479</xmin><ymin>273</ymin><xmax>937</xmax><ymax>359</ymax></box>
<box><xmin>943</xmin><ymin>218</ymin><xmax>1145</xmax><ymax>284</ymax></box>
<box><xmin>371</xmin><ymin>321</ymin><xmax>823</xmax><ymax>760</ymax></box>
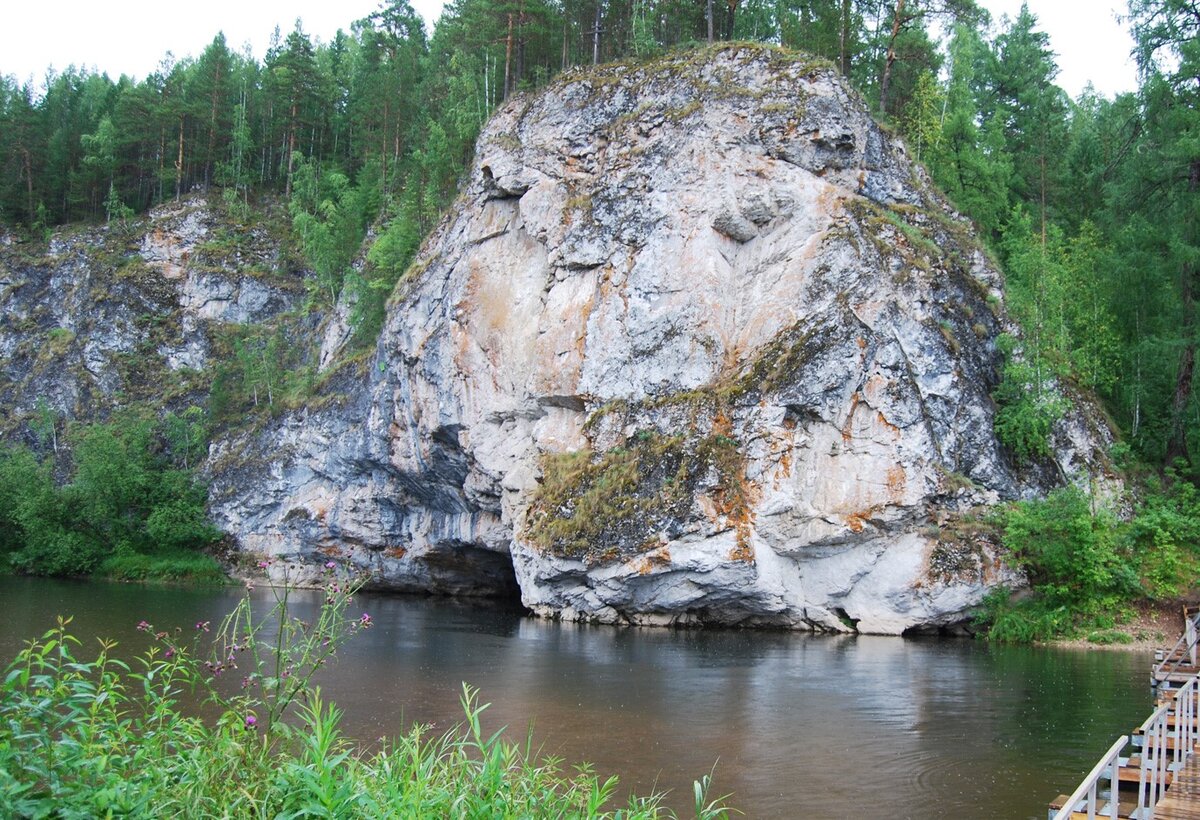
<box><xmin>1002</xmin><ymin>486</ymin><xmax>1136</xmax><ymax>611</ymax></box>
<box><xmin>347</xmin><ymin>208</ymin><xmax>423</xmax><ymax>346</ymax></box>
<box><xmin>992</xmin><ymin>334</ymin><xmax>1067</xmax><ymax>463</ymax></box>
<box><xmin>98</xmin><ymin>550</ymin><xmax>226</xmax><ymax>583</ymax></box>
<box><xmin>0</xmin><ymin>576</ymin><xmax>730</xmax><ymax>818</ymax></box>
<box><xmin>1126</xmin><ymin>471</ymin><xmax>1200</xmax><ymax>598</ymax></box>
<box><xmin>901</xmin><ymin>69</ymin><xmax>943</xmax><ymax>162</ymax></box>
<box><xmin>0</xmin><ymin>410</ymin><xmax>221</xmax><ymax>577</ymax></box>
<box><xmin>976</xmin><ymin>487</ymin><xmax>1146</xmax><ymax>642</ymax></box>
<box><xmin>975</xmin><ymin>588</ymin><xmax>1073</xmax><ymax>644</ymax></box>
<box><xmin>0</xmin><ymin>446</ymin><xmax>53</xmax><ymax>557</ymax></box>
<box><xmin>209</xmin><ymin>321</ymin><xmax>315</xmax><ymax>420</ymax></box>
<box><xmin>289</xmin><ymin>156</ymin><xmax>373</xmax><ymax>304</ymax></box>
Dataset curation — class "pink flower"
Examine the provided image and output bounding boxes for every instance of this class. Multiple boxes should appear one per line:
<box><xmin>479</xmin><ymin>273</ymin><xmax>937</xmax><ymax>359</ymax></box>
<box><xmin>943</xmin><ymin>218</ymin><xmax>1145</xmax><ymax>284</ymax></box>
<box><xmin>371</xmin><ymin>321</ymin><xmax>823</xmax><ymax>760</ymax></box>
<box><xmin>257</xmin><ymin>561</ymin><xmax>270</xmax><ymax>569</ymax></box>
<box><xmin>359</xmin><ymin>613</ymin><xmax>373</xmax><ymax>627</ymax></box>
<box><xmin>195</xmin><ymin>621</ymin><xmax>210</xmax><ymax>632</ymax></box>
<box><xmin>164</xmin><ymin>648</ymin><xmax>175</xmax><ymax>659</ymax></box>
<box><xmin>324</xmin><ymin>560</ymin><xmax>337</xmax><ymax>570</ymax></box>
<box><xmin>244</xmin><ymin>715</ymin><xmax>257</xmax><ymax>729</ymax></box>
<box><xmin>136</xmin><ymin>620</ymin><xmax>151</xmax><ymax>632</ymax></box>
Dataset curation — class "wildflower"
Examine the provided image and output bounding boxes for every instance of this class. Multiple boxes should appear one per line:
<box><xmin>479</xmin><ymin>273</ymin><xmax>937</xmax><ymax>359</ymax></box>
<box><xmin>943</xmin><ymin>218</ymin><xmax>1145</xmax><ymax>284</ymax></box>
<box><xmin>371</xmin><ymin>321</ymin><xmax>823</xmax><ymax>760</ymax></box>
<box><xmin>244</xmin><ymin>715</ymin><xmax>257</xmax><ymax>729</ymax></box>
<box><xmin>164</xmin><ymin>647</ymin><xmax>175</xmax><ymax>659</ymax></box>
<box><xmin>257</xmin><ymin>560</ymin><xmax>270</xmax><ymax>569</ymax></box>
<box><xmin>195</xmin><ymin>621</ymin><xmax>210</xmax><ymax>632</ymax></box>
<box><xmin>324</xmin><ymin>560</ymin><xmax>337</xmax><ymax>570</ymax></box>
<box><xmin>241</xmin><ymin>676</ymin><xmax>251</xmax><ymax>689</ymax></box>
<box><xmin>136</xmin><ymin>620</ymin><xmax>151</xmax><ymax>632</ymax></box>
<box><xmin>359</xmin><ymin>613</ymin><xmax>373</xmax><ymax>628</ymax></box>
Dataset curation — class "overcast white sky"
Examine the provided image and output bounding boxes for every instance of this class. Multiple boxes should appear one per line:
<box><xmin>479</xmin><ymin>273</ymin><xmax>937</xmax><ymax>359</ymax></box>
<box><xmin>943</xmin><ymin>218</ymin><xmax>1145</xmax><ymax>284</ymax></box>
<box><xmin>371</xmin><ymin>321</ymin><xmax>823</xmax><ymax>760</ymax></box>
<box><xmin>1</xmin><ymin>1</ymin><xmax>1137</xmax><ymax>99</ymax></box>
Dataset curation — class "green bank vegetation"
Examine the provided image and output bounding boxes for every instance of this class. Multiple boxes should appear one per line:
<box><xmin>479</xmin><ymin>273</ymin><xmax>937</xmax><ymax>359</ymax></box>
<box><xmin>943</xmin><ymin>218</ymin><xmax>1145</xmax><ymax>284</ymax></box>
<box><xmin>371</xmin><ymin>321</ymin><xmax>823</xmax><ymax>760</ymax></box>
<box><xmin>0</xmin><ymin>569</ymin><xmax>731</xmax><ymax>818</ymax></box>
<box><xmin>0</xmin><ymin>408</ymin><xmax>222</xmax><ymax>581</ymax></box>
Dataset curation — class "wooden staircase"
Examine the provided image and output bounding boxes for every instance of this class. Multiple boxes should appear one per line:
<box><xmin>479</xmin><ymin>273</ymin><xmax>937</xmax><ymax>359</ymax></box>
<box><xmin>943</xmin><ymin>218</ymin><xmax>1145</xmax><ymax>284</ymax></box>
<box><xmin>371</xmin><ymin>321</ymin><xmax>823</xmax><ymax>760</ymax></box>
<box><xmin>1050</xmin><ymin>608</ymin><xmax>1200</xmax><ymax>819</ymax></box>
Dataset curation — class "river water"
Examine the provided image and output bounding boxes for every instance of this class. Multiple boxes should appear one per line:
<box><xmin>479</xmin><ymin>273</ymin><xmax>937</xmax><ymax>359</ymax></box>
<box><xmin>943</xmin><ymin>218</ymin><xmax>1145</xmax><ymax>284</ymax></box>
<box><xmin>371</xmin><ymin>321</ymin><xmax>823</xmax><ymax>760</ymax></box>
<box><xmin>0</xmin><ymin>576</ymin><xmax>1154</xmax><ymax>818</ymax></box>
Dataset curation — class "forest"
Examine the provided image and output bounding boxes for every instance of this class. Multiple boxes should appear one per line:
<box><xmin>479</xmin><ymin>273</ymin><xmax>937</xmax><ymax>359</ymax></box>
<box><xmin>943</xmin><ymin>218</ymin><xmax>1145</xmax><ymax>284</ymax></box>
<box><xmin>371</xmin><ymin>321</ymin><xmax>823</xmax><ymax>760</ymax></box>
<box><xmin>0</xmin><ymin>0</ymin><xmax>1198</xmax><ymax>640</ymax></box>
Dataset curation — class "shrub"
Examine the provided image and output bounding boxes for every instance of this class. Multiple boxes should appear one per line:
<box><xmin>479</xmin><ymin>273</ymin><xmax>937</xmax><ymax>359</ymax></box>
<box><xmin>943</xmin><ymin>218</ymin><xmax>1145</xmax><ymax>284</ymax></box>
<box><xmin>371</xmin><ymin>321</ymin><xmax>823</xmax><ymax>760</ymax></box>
<box><xmin>1001</xmin><ymin>486</ymin><xmax>1136</xmax><ymax>611</ymax></box>
<box><xmin>0</xmin><ymin>570</ymin><xmax>731</xmax><ymax>818</ymax></box>
<box><xmin>1127</xmin><ymin>472</ymin><xmax>1200</xmax><ymax>598</ymax></box>
<box><xmin>977</xmin><ymin>487</ymin><xmax>1141</xmax><ymax>642</ymax></box>
<box><xmin>3</xmin><ymin>409</ymin><xmax>221</xmax><ymax>577</ymax></box>
<box><xmin>992</xmin><ymin>335</ymin><xmax>1068</xmax><ymax>463</ymax></box>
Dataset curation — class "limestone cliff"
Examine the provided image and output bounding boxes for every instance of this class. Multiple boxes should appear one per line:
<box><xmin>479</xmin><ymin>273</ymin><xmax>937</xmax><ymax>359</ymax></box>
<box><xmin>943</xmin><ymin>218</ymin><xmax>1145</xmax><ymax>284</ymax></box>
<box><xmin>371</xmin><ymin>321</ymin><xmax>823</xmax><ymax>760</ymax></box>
<box><xmin>206</xmin><ymin>45</ymin><xmax>1114</xmax><ymax>633</ymax></box>
<box><xmin>0</xmin><ymin>198</ymin><xmax>307</xmax><ymax>439</ymax></box>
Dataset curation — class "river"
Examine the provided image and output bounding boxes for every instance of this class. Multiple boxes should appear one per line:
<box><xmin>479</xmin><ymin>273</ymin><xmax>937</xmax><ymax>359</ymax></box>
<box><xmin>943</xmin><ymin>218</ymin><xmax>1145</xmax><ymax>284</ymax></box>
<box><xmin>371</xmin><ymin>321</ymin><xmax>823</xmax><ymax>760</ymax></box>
<box><xmin>0</xmin><ymin>575</ymin><xmax>1153</xmax><ymax>818</ymax></box>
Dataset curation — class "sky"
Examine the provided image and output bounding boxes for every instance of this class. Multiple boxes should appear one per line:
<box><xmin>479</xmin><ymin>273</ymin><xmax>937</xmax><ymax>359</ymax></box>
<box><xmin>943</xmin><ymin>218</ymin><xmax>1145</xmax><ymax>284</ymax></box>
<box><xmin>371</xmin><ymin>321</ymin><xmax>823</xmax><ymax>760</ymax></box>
<box><xmin>1</xmin><ymin>0</ymin><xmax>1138</xmax><ymax>100</ymax></box>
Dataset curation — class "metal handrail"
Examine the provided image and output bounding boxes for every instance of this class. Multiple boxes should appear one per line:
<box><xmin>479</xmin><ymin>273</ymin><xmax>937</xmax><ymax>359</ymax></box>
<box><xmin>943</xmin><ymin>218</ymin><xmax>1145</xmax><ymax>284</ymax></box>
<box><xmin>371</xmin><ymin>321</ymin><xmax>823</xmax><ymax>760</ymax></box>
<box><xmin>1137</xmin><ymin>701</ymin><xmax>1173</xmax><ymax>816</ymax></box>
<box><xmin>1052</xmin><ymin>735</ymin><xmax>1127</xmax><ymax>820</ymax></box>
<box><xmin>1054</xmin><ymin>615</ymin><xmax>1200</xmax><ymax>820</ymax></box>
<box><xmin>1153</xmin><ymin>607</ymin><xmax>1200</xmax><ymax>686</ymax></box>
<box><xmin>1133</xmin><ymin>678</ymin><xmax>1199</xmax><ymax>818</ymax></box>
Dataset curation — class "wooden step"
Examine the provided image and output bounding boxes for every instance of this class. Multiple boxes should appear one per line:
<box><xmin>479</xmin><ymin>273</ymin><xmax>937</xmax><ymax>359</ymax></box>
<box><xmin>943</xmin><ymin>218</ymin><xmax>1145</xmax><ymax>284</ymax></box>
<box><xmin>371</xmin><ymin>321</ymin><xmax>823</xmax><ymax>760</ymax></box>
<box><xmin>1116</xmin><ymin>759</ymin><xmax>1174</xmax><ymax>788</ymax></box>
<box><xmin>1049</xmin><ymin>793</ymin><xmax>1142</xmax><ymax>819</ymax></box>
<box><xmin>1129</xmin><ymin>734</ymin><xmax>1198</xmax><ymax>753</ymax></box>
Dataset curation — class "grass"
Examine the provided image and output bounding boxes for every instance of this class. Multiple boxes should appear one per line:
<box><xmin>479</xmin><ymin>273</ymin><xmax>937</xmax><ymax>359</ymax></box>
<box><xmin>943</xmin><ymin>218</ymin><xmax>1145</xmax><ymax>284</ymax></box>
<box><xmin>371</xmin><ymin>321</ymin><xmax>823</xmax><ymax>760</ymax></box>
<box><xmin>98</xmin><ymin>550</ymin><xmax>227</xmax><ymax>583</ymax></box>
<box><xmin>0</xmin><ymin>573</ymin><xmax>733</xmax><ymax>818</ymax></box>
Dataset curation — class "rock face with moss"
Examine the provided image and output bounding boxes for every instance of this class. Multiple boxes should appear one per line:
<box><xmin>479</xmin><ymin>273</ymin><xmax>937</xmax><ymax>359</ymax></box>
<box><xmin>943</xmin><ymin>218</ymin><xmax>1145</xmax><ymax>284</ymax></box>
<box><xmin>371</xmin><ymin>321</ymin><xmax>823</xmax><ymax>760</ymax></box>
<box><xmin>0</xmin><ymin>197</ymin><xmax>306</xmax><ymax>437</ymax></box>
<box><xmin>210</xmin><ymin>45</ymin><xmax>1112</xmax><ymax>632</ymax></box>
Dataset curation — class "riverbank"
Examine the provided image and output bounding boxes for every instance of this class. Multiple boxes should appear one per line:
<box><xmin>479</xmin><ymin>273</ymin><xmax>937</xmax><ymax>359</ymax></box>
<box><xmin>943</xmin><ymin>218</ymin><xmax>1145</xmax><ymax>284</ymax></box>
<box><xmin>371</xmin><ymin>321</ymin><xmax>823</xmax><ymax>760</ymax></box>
<box><xmin>1047</xmin><ymin>599</ymin><xmax>1191</xmax><ymax>651</ymax></box>
<box><xmin>0</xmin><ymin>610</ymin><xmax>720</xmax><ymax>819</ymax></box>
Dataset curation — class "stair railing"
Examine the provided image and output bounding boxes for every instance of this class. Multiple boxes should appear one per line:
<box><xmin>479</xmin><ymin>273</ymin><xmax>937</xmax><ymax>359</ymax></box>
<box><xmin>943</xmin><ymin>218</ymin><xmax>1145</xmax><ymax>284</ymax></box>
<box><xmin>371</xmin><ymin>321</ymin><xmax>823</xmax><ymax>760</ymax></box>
<box><xmin>1052</xmin><ymin>735</ymin><xmax>1126</xmax><ymax>820</ymax></box>
<box><xmin>1153</xmin><ymin>607</ymin><xmax>1200</xmax><ymax>688</ymax></box>
<box><xmin>1137</xmin><ymin>701</ymin><xmax>1173</xmax><ymax>817</ymax></box>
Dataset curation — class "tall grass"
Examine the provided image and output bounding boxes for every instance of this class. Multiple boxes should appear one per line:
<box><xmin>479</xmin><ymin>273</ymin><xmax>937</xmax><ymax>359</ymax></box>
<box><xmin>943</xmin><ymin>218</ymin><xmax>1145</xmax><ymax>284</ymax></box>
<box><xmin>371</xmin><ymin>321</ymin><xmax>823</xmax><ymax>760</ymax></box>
<box><xmin>0</xmin><ymin>564</ymin><xmax>732</xmax><ymax>818</ymax></box>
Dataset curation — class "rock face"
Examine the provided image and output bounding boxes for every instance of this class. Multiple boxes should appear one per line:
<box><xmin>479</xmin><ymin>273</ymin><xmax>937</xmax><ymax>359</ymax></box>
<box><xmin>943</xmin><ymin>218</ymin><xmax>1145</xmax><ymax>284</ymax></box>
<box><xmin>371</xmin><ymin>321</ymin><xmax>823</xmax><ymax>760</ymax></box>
<box><xmin>209</xmin><ymin>45</ymin><xmax>1112</xmax><ymax>633</ymax></box>
<box><xmin>0</xmin><ymin>197</ymin><xmax>306</xmax><ymax>432</ymax></box>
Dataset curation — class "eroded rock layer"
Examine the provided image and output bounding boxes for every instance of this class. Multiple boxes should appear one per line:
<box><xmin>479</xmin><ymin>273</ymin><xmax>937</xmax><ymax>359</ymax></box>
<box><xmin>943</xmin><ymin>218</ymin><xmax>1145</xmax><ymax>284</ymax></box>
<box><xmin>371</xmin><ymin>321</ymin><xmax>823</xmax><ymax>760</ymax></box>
<box><xmin>209</xmin><ymin>46</ymin><xmax>1113</xmax><ymax>632</ymax></box>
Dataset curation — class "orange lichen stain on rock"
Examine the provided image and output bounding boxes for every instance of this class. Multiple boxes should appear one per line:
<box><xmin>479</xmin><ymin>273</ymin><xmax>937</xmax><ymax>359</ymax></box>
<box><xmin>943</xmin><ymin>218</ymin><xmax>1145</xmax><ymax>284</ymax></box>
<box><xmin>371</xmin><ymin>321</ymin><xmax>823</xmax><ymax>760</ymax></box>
<box><xmin>841</xmin><ymin>393</ymin><xmax>862</xmax><ymax>443</ymax></box>
<box><xmin>863</xmin><ymin>373</ymin><xmax>888</xmax><ymax>404</ymax></box>
<box><xmin>846</xmin><ymin>514</ymin><xmax>866</xmax><ymax>533</ymax></box>
<box><xmin>310</xmin><ymin>501</ymin><xmax>330</xmax><ymax>523</ymax></box>
<box><xmin>729</xmin><ymin>540</ymin><xmax>755</xmax><ymax>562</ymax></box>
<box><xmin>384</xmin><ymin>546</ymin><xmax>408</xmax><ymax>560</ymax></box>
<box><xmin>885</xmin><ymin>464</ymin><xmax>907</xmax><ymax>502</ymax></box>
<box><xmin>776</xmin><ymin>449</ymin><xmax>793</xmax><ymax>483</ymax></box>
<box><xmin>636</xmin><ymin>546</ymin><xmax>671</xmax><ymax>575</ymax></box>
<box><xmin>876</xmin><ymin>410</ymin><xmax>901</xmax><ymax>439</ymax></box>
<box><xmin>856</xmin><ymin>336</ymin><xmax>867</xmax><ymax>350</ymax></box>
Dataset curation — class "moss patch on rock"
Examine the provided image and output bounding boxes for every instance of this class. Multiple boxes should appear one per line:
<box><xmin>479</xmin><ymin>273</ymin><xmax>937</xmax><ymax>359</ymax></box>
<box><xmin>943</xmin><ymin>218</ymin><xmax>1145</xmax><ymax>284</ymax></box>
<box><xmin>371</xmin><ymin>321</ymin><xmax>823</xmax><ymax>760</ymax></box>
<box><xmin>526</xmin><ymin>420</ymin><xmax>753</xmax><ymax>566</ymax></box>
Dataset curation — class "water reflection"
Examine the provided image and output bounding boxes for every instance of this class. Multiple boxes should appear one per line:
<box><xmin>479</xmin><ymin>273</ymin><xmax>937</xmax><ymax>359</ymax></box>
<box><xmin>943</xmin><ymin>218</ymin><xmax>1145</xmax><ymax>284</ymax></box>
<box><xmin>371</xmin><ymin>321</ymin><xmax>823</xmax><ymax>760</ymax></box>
<box><xmin>0</xmin><ymin>576</ymin><xmax>1152</xmax><ymax>818</ymax></box>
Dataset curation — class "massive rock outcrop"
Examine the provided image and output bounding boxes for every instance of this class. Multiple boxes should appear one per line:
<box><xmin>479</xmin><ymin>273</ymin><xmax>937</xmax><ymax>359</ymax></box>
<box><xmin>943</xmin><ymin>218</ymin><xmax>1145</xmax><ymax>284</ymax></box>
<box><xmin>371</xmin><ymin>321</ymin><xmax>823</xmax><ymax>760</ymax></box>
<box><xmin>208</xmin><ymin>45</ymin><xmax>1113</xmax><ymax>633</ymax></box>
